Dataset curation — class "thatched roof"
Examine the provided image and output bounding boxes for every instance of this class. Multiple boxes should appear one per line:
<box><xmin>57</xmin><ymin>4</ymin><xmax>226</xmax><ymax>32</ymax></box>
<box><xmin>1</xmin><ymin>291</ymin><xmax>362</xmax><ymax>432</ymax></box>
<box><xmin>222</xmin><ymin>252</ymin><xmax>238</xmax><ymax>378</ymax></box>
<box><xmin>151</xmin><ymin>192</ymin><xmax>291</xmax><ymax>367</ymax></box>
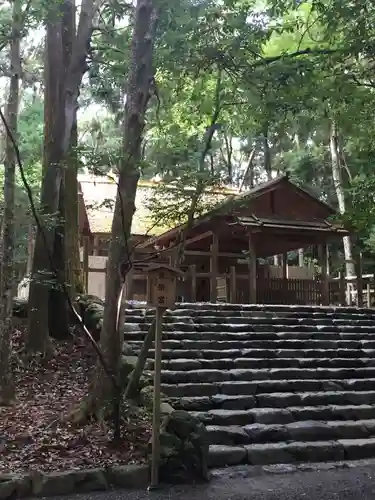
<box><xmin>78</xmin><ymin>174</ymin><xmax>239</xmax><ymax>236</ymax></box>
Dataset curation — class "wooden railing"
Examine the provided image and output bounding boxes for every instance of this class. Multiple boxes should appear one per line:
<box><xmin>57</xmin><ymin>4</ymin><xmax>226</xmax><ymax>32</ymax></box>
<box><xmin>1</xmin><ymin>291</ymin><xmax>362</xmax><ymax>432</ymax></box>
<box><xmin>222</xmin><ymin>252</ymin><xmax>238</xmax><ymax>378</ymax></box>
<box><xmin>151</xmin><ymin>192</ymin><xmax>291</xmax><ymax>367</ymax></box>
<box><xmin>123</xmin><ymin>247</ymin><xmax>375</xmax><ymax>307</ymax></box>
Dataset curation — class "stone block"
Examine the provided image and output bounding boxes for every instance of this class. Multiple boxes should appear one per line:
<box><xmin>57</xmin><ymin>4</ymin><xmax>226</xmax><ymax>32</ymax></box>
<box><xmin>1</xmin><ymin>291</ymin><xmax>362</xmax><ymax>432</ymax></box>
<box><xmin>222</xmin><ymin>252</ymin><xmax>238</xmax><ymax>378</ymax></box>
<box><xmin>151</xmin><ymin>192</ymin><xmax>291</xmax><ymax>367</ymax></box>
<box><xmin>246</xmin><ymin>443</ymin><xmax>295</xmax><ymax>465</ymax></box>
<box><xmin>208</xmin><ymin>445</ymin><xmax>247</xmax><ymax>467</ymax></box>
<box><xmin>206</xmin><ymin>425</ymin><xmax>250</xmax><ymax>446</ymax></box>
<box><xmin>107</xmin><ymin>465</ymin><xmax>149</xmax><ymax>488</ymax></box>
<box><xmin>244</xmin><ymin>424</ymin><xmax>289</xmax><ymax>444</ymax></box>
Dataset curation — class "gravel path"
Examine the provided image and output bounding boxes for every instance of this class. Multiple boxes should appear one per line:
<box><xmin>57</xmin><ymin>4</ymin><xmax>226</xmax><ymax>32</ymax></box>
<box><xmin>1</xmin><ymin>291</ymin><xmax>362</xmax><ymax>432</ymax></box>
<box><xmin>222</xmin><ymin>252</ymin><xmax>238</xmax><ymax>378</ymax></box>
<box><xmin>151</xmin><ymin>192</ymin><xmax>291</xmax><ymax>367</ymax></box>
<box><xmin>28</xmin><ymin>463</ymin><xmax>375</xmax><ymax>500</ymax></box>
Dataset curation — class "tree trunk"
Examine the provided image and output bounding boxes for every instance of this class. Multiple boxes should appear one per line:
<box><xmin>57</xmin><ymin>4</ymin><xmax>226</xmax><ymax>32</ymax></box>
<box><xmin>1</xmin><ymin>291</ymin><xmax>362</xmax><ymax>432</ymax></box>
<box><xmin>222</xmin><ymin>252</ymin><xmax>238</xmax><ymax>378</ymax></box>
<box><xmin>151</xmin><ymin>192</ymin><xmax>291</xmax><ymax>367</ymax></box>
<box><xmin>263</xmin><ymin>123</ymin><xmax>272</xmax><ymax>181</ymax></box>
<box><xmin>87</xmin><ymin>0</ymin><xmax>158</xmax><ymax>414</ymax></box>
<box><xmin>27</xmin><ymin>5</ymin><xmax>65</xmax><ymax>353</ymax></box>
<box><xmin>329</xmin><ymin>120</ymin><xmax>355</xmax><ymax>277</ymax></box>
<box><xmin>26</xmin><ymin>223</ymin><xmax>35</xmax><ymax>275</ymax></box>
<box><xmin>0</xmin><ymin>0</ymin><xmax>21</xmax><ymax>403</ymax></box>
<box><xmin>26</xmin><ymin>0</ymin><xmax>102</xmax><ymax>353</ymax></box>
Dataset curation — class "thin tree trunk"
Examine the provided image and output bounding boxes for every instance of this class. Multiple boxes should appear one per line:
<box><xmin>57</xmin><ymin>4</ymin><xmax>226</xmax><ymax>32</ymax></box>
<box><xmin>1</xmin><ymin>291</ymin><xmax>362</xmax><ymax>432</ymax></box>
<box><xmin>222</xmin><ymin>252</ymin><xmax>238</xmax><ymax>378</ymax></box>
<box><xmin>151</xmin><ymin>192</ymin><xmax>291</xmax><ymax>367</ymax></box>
<box><xmin>86</xmin><ymin>0</ymin><xmax>158</xmax><ymax>415</ymax></box>
<box><xmin>63</xmin><ymin>0</ymin><xmax>83</xmax><ymax>297</ymax></box>
<box><xmin>329</xmin><ymin>120</ymin><xmax>355</xmax><ymax>277</ymax></box>
<box><xmin>0</xmin><ymin>0</ymin><xmax>21</xmax><ymax>403</ymax></box>
<box><xmin>239</xmin><ymin>146</ymin><xmax>256</xmax><ymax>192</ymax></box>
<box><xmin>65</xmin><ymin>119</ymin><xmax>84</xmax><ymax>296</ymax></box>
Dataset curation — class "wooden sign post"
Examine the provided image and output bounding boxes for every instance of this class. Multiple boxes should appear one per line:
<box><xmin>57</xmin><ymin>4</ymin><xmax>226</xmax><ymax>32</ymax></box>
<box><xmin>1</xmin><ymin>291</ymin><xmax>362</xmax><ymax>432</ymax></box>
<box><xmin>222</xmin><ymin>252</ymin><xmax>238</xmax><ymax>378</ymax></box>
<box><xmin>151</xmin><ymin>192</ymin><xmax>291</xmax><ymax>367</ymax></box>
<box><xmin>146</xmin><ymin>264</ymin><xmax>184</xmax><ymax>489</ymax></box>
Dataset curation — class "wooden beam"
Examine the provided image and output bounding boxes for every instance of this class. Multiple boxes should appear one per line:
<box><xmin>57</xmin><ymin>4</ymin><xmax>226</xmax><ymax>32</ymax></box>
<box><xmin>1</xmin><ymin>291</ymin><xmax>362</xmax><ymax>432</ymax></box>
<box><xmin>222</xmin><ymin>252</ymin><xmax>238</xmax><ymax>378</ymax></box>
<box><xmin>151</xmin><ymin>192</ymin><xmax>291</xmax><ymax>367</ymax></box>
<box><xmin>185</xmin><ymin>230</ymin><xmax>214</xmax><ymax>248</ymax></box>
<box><xmin>210</xmin><ymin>234</ymin><xmax>218</xmax><ymax>302</ymax></box>
<box><xmin>248</xmin><ymin>232</ymin><xmax>257</xmax><ymax>304</ymax></box>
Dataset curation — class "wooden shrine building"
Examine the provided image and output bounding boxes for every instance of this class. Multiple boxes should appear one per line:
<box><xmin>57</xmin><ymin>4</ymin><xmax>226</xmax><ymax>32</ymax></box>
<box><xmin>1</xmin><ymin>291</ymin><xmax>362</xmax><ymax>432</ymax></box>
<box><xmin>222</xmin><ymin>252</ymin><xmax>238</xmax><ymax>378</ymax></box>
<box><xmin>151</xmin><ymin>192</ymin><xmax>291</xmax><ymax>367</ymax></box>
<box><xmin>125</xmin><ymin>175</ymin><xmax>352</xmax><ymax>306</ymax></box>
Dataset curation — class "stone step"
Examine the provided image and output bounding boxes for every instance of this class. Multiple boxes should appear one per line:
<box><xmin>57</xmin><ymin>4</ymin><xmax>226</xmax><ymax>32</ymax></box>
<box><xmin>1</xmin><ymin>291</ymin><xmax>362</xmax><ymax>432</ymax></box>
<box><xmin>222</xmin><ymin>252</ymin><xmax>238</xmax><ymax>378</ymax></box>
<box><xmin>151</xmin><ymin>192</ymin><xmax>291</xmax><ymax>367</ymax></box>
<box><xmin>126</xmin><ymin>312</ymin><xmax>375</xmax><ymax>320</ymax></box>
<box><xmin>124</xmin><ymin>321</ymin><xmax>375</xmax><ymax>333</ymax></box>
<box><xmin>193</xmin><ymin>404</ymin><xmax>375</xmax><ymax>426</ymax></box>
<box><xmin>133</xmin><ymin>348</ymin><xmax>375</xmax><ymax>360</ymax></box>
<box><xmin>124</xmin><ymin>304</ymin><xmax>375</xmax><ymax>315</ymax></box>
<box><xmin>161</xmin><ymin>378</ymin><xmax>375</xmax><ymax>397</ymax></box>
<box><xmin>148</xmin><ymin>357</ymin><xmax>375</xmax><ymax>371</ymax></box>
<box><xmin>124</xmin><ymin>330</ymin><xmax>375</xmax><ymax>342</ymax></box>
<box><xmin>170</xmin><ymin>391</ymin><xmax>375</xmax><ymax>412</ymax></box>
<box><xmin>160</xmin><ymin>315</ymin><xmax>375</xmax><ymax>326</ymax></box>
<box><xmin>205</xmin><ymin>419</ymin><xmax>375</xmax><ymax>446</ymax></box>
<box><xmin>160</xmin><ymin>367</ymin><xmax>375</xmax><ymax>385</ymax></box>
<box><xmin>126</xmin><ymin>339</ymin><xmax>375</xmax><ymax>350</ymax></box>
<box><xmin>208</xmin><ymin>437</ymin><xmax>375</xmax><ymax>467</ymax></box>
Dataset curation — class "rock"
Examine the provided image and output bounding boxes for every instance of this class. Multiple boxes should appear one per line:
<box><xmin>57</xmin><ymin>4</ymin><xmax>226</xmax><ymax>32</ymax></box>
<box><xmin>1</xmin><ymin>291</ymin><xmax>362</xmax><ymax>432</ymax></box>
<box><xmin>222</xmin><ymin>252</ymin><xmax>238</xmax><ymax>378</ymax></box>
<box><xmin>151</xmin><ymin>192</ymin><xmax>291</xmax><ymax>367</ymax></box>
<box><xmin>83</xmin><ymin>302</ymin><xmax>104</xmax><ymax>338</ymax></box>
<box><xmin>160</xmin><ymin>402</ymin><xmax>174</xmax><ymax>415</ymax></box>
<box><xmin>208</xmin><ymin>445</ymin><xmax>247</xmax><ymax>467</ymax></box>
<box><xmin>120</xmin><ymin>355</ymin><xmax>138</xmax><ymax>376</ymax></box>
<box><xmin>107</xmin><ymin>465</ymin><xmax>149</xmax><ymax>488</ymax></box>
<box><xmin>153</xmin><ymin>410</ymin><xmax>210</xmax><ymax>483</ymax></box>
<box><xmin>140</xmin><ymin>385</ymin><xmax>168</xmax><ymax>409</ymax></box>
<box><xmin>263</xmin><ymin>464</ymin><xmax>298</xmax><ymax>475</ymax></box>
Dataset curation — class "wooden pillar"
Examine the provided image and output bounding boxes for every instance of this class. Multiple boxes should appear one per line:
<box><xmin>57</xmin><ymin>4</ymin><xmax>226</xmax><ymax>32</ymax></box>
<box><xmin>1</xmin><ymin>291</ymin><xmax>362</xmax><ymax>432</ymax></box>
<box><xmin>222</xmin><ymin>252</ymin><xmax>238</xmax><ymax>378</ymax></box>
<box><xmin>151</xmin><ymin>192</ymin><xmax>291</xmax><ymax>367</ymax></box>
<box><xmin>169</xmin><ymin>245</ymin><xmax>178</xmax><ymax>268</ymax></box>
<box><xmin>93</xmin><ymin>234</ymin><xmax>99</xmax><ymax>256</ymax></box>
<box><xmin>83</xmin><ymin>235</ymin><xmax>89</xmax><ymax>293</ymax></box>
<box><xmin>355</xmin><ymin>251</ymin><xmax>363</xmax><ymax>307</ymax></box>
<box><xmin>190</xmin><ymin>264</ymin><xmax>197</xmax><ymax>303</ymax></box>
<box><xmin>339</xmin><ymin>270</ymin><xmax>346</xmax><ymax>306</ymax></box>
<box><xmin>229</xmin><ymin>265</ymin><xmax>236</xmax><ymax>303</ymax></box>
<box><xmin>298</xmin><ymin>248</ymin><xmax>304</xmax><ymax>267</ymax></box>
<box><xmin>282</xmin><ymin>252</ymin><xmax>288</xmax><ymax>279</ymax></box>
<box><xmin>326</xmin><ymin>244</ymin><xmax>330</xmax><ymax>276</ymax></box>
<box><xmin>150</xmin><ymin>306</ymin><xmax>166</xmax><ymax>488</ymax></box>
<box><xmin>248</xmin><ymin>232</ymin><xmax>257</xmax><ymax>304</ymax></box>
<box><xmin>210</xmin><ymin>233</ymin><xmax>219</xmax><ymax>302</ymax></box>
<box><xmin>318</xmin><ymin>243</ymin><xmax>329</xmax><ymax>305</ymax></box>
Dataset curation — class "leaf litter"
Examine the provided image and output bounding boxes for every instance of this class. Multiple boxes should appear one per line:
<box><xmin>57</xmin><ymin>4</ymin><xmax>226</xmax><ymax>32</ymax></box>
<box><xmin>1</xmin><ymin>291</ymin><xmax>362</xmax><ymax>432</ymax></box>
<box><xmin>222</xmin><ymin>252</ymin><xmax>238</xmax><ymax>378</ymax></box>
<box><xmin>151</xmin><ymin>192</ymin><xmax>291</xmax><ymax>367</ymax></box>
<box><xmin>0</xmin><ymin>324</ymin><xmax>151</xmax><ymax>474</ymax></box>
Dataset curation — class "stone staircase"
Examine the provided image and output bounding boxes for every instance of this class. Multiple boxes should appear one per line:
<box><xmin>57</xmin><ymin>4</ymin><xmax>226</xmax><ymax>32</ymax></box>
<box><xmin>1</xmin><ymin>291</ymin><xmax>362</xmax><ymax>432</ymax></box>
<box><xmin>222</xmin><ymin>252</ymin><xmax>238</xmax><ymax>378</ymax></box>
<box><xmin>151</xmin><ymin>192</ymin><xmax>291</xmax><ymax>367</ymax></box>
<box><xmin>123</xmin><ymin>303</ymin><xmax>375</xmax><ymax>468</ymax></box>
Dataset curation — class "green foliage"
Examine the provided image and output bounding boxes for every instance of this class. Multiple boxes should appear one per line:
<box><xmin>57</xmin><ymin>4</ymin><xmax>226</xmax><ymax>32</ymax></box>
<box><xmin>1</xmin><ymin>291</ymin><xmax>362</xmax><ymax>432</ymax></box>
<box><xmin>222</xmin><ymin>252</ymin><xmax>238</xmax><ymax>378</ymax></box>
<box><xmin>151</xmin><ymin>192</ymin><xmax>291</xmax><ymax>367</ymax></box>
<box><xmin>4</xmin><ymin>0</ymin><xmax>375</xmax><ymax>268</ymax></box>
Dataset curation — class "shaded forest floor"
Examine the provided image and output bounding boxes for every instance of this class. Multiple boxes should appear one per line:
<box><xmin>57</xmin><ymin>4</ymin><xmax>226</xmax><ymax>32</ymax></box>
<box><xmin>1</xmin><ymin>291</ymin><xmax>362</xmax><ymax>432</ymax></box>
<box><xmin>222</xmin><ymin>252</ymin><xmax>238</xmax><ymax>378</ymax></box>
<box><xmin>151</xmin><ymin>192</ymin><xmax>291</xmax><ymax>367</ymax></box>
<box><xmin>0</xmin><ymin>322</ymin><xmax>151</xmax><ymax>474</ymax></box>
